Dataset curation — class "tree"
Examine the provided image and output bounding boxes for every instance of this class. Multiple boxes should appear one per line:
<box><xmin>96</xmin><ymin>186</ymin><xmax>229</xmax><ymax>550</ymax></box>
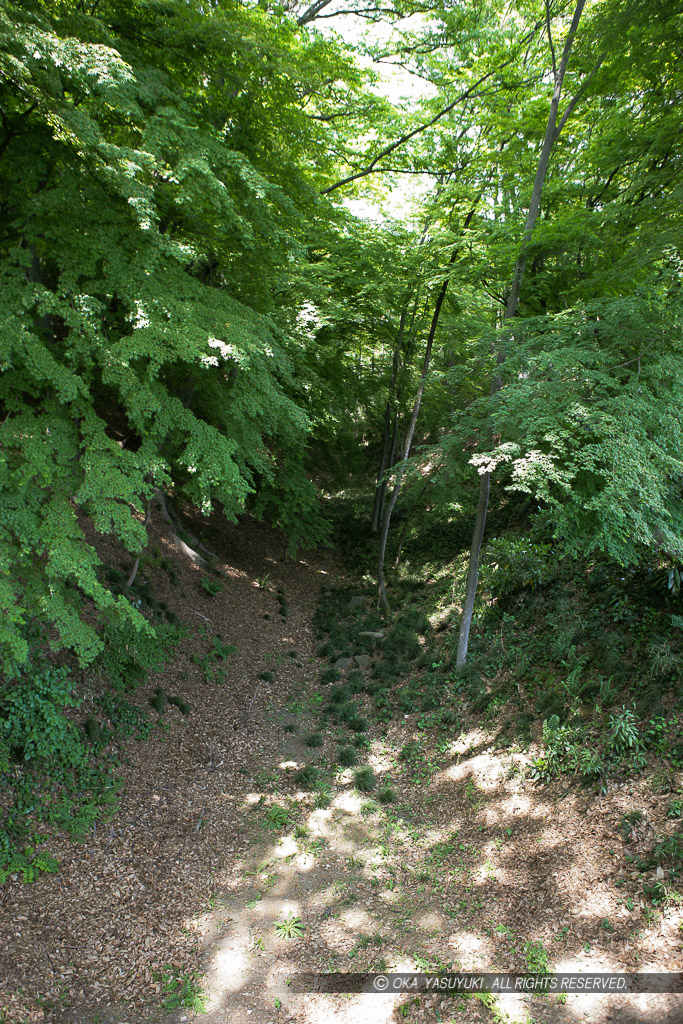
<box><xmin>453</xmin><ymin>0</ymin><xmax>683</xmax><ymax>665</ymax></box>
<box><xmin>0</xmin><ymin>0</ymin><xmax>363</xmax><ymax>672</ymax></box>
<box><xmin>377</xmin><ymin>239</ymin><xmax>457</xmax><ymax>616</ymax></box>
<box><xmin>456</xmin><ymin>0</ymin><xmax>593</xmax><ymax>666</ymax></box>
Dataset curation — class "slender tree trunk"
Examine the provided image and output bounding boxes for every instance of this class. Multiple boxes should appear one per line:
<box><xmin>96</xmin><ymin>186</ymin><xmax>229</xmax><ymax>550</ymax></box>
<box><xmin>372</xmin><ymin>309</ymin><xmax>407</xmax><ymax>532</ymax></box>
<box><xmin>456</xmin><ymin>472</ymin><xmax>489</xmax><ymax>663</ymax></box>
<box><xmin>377</xmin><ymin>249</ymin><xmax>457</xmax><ymax>617</ymax></box>
<box><xmin>372</xmin><ymin>405</ymin><xmax>393</xmax><ymax>533</ymax></box>
<box><xmin>373</xmin><ymin>413</ymin><xmax>400</xmax><ymax>533</ymax></box>
<box><xmin>456</xmin><ymin>0</ymin><xmax>587</xmax><ymax>668</ymax></box>
<box><xmin>126</xmin><ymin>499</ymin><xmax>152</xmax><ymax>588</ymax></box>
<box><xmin>372</xmin><ymin>266</ymin><xmax>425</xmax><ymax>531</ymax></box>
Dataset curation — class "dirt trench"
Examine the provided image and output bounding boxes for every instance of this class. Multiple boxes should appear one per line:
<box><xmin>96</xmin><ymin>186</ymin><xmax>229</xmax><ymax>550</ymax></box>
<box><xmin>0</xmin><ymin>513</ymin><xmax>681</xmax><ymax>1024</ymax></box>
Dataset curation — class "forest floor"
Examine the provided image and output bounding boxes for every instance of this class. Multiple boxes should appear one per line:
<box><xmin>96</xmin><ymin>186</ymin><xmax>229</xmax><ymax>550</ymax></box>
<box><xmin>0</xmin><ymin>512</ymin><xmax>681</xmax><ymax>1024</ymax></box>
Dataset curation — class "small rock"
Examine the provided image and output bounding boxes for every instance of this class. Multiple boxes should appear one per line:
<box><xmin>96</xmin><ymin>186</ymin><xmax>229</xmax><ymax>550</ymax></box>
<box><xmin>354</xmin><ymin>654</ymin><xmax>371</xmax><ymax>670</ymax></box>
<box><xmin>359</xmin><ymin>631</ymin><xmax>384</xmax><ymax>640</ymax></box>
<box><xmin>348</xmin><ymin>596</ymin><xmax>366</xmax><ymax>610</ymax></box>
<box><xmin>334</xmin><ymin>657</ymin><xmax>354</xmax><ymax>672</ymax></box>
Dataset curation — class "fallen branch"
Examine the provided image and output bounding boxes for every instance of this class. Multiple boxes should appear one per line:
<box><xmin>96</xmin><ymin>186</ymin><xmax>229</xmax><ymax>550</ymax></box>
<box><xmin>238</xmin><ymin>680</ymin><xmax>265</xmax><ymax>729</ymax></box>
<box><xmin>188</xmin><ymin>607</ymin><xmax>214</xmax><ymax>623</ymax></box>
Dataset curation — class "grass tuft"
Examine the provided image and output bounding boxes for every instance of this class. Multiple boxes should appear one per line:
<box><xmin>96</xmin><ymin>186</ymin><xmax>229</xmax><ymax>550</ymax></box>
<box><xmin>336</xmin><ymin>745</ymin><xmax>358</xmax><ymax>767</ymax></box>
<box><xmin>354</xmin><ymin>766</ymin><xmax>376</xmax><ymax>793</ymax></box>
<box><xmin>294</xmin><ymin>765</ymin><xmax>321</xmax><ymax>789</ymax></box>
<box><xmin>168</xmin><ymin>695</ymin><xmax>191</xmax><ymax>715</ymax></box>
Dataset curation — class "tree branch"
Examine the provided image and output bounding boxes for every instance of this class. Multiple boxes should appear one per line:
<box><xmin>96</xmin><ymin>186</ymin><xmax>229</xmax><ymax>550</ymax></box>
<box><xmin>321</xmin><ymin>22</ymin><xmax>542</xmax><ymax>195</ymax></box>
<box><xmin>554</xmin><ymin>55</ymin><xmax>605</xmax><ymax>140</ymax></box>
<box><xmin>297</xmin><ymin>0</ymin><xmax>336</xmax><ymax>25</ymax></box>
<box><xmin>545</xmin><ymin>0</ymin><xmax>558</xmax><ymax>81</ymax></box>
<box><xmin>299</xmin><ymin>3</ymin><xmax>424</xmax><ymax>22</ymax></box>
<box><xmin>557</xmin><ymin>0</ymin><xmax>586</xmax><ymax>84</ymax></box>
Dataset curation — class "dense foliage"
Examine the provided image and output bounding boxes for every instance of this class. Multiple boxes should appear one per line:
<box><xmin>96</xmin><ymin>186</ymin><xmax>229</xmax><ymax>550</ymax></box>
<box><xmin>1</xmin><ymin>0</ymin><xmax>682</xmax><ymax>879</ymax></box>
<box><xmin>0</xmin><ymin>0</ymin><xmax>359</xmax><ymax>674</ymax></box>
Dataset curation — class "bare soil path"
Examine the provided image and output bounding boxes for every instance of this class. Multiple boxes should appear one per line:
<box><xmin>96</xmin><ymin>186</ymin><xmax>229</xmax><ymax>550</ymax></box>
<box><xmin>0</xmin><ymin>513</ymin><xmax>681</xmax><ymax>1024</ymax></box>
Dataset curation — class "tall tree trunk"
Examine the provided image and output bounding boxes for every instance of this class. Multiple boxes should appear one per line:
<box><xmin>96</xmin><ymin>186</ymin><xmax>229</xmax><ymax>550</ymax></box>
<box><xmin>455</xmin><ymin>472</ymin><xmax>490</xmax><ymax>663</ymax></box>
<box><xmin>456</xmin><ymin>0</ymin><xmax>588</xmax><ymax>668</ymax></box>
<box><xmin>373</xmin><ymin>413</ymin><xmax>400</xmax><ymax>533</ymax></box>
<box><xmin>372</xmin><ymin>308</ymin><xmax>408</xmax><ymax>532</ymax></box>
<box><xmin>377</xmin><ymin>248</ymin><xmax>457</xmax><ymax>617</ymax></box>
<box><xmin>372</xmin><ymin>405</ymin><xmax>393</xmax><ymax>533</ymax></box>
<box><xmin>372</xmin><ymin>270</ymin><xmax>425</xmax><ymax>531</ymax></box>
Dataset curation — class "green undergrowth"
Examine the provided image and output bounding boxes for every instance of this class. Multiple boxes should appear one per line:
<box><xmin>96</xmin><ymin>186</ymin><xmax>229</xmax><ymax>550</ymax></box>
<box><xmin>464</xmin><ymin>539</ymin><xmax>683</xmax><ymax>786</ymax></box>
<box><xmin>0</xmin><ymin>565</ymin><xmax>188</xmax><ymax>886</ymax></box>
<box><xmin>0</xmin><ymin>662</ymin><xmax>122</xmax><ymax>884</ymax></box>
<box><xmin>314</xmin><ymin>582</ymin><xmax>460</xmax><ymax>736</ymax></box>
<box><xmin>316</xmin><ymin>495</ymin><xmax>683</xmax><ymax>791</ymax></box>
<box><xmin>157</xmin><ymin>964</ymin><xmax>207</xmax><ymax>1013</ymax></box>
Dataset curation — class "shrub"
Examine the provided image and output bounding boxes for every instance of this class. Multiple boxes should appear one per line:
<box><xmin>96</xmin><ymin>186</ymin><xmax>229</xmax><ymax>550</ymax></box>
<box><xmin>652</xmin><ymin>830</ymin><xmax>683</xmax><ymax>869</ymax></box>
<box><xmin>347</xmin><ymin>671</ymin><xmax>365</xmax><ymax>694</ymax></box>
<box><xmin>83</xmin><ymin>717</ymin><xmax>103</xmax><ymax>745</ymax></box>
<box><xmin>334</xmin><ymin>702</ymin><xmax>355</xmax><ymax>723</ymax></box>
<box><xmin>0</xmin><ymin>663</ymin><xmax>122</xmax><ymax>883</ymax></box>
<box><xmin>0</xmin><ymin>666</ymin><xmax>86</xmax><ymax>768</ymax></box>
<box><xmin>608</xmin><ymin>707</ymin><xmax>640</xmax><ymax>755</ymax></box>
<box><xmin>95</xmin><ymin>616</ymin><xmax>185</xmax><ymax>691</ymax></box>
<box><xmin>529</xmin><ymin>716</ymin><xmax>605</xmax><ymax>782</ymax></box>
<box><xmin>484</xmin><ymin>537</ymin><xmax>556</xmax><ymax>596</ymax></box>
<box><xmin>514</xmin><ymin>712</ymin><xmax>534</xmax><ymax>739</ymax></box>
